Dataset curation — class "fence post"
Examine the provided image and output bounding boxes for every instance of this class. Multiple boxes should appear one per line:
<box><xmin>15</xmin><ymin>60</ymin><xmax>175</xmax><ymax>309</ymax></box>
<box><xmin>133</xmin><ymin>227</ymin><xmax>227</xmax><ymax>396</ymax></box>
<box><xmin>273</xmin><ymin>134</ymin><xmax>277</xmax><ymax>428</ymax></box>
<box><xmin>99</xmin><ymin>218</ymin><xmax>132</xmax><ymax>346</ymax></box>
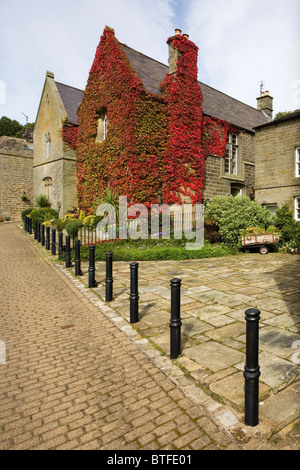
<box><xmin>170</xmin><ymin>278</ymin><xmax>182</xmax><ymax>360</ymax></box>
<box><xmin>88</xmin><ymin>245</ymin><xmax>97</xmax><ymax>288</ymax></box>
<box><xmin>105</xmin><ymin>252</ymin><xmax>113</xmax><ymax>302</ymax></box>
<box><xmin>65</xmin><ymin>235</ymin><xmax>71</xmax><ymax>268</ymax></box>
<box><xmin>29</xmin><ymin>218</ymin><xmax>32</xmax><ymax>235</ymax></box>
<box><xmin>74</xmin><ymin>239</ymin><xmax>83</xmax><ymax>276</ymax></box>
<box><xmin>129</xmin><ymin>262</ymin><xmax>139</xmax><ymax>323</ymax></box>
<box><xmin>46</xmin><ymin>226</ymin><xmax>50</xmax><ymax>250</ymax></box>
<box><xmin>244</xmin><ymin>308</ymin><xmax>261</xmax><ymax>426</ymax></box>
<box><xmin>51</xmin><ymin>229</ymin><xmax>56</xmax><ymax>255</ymax></box>
<box><xmin>25</xmin><ymin>216</ymin><xmax>28</xmax><ymax>231</ymax></box>
<box><xmin>58</xmin><ymin>232</ymin><xmax>63</xmax><ymax>260</ymax></box>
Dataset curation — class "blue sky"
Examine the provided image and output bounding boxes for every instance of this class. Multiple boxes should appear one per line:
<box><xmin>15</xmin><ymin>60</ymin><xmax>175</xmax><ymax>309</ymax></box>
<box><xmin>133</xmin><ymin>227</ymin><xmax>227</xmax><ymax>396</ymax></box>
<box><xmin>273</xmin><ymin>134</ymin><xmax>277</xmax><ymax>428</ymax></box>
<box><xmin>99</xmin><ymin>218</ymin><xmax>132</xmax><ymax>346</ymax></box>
<box><xmin>0</xmin><ymin>0</ymin><xmax>299</xmax><ymax>124</ymax></box>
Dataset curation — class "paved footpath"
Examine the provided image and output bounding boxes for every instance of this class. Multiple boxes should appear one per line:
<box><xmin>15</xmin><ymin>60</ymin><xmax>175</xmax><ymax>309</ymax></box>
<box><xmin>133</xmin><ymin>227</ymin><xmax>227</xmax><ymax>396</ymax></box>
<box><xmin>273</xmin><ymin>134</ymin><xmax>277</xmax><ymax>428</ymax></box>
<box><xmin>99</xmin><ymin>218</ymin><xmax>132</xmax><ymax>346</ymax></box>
<box><xmin>0</xmin><ymin>223</ymin><xmax>297</xmax><ymax>451</ymax></box>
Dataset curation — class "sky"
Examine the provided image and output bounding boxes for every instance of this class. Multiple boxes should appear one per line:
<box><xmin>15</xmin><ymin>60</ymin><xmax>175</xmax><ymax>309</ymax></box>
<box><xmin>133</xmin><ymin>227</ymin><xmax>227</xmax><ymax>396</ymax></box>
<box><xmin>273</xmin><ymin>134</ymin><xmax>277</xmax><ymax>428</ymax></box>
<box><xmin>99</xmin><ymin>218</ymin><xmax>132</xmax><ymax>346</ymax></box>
<box><xmin>0</xmin><ymin>0</ymin><xmax>299</xmax><ymax>125</ymax></box>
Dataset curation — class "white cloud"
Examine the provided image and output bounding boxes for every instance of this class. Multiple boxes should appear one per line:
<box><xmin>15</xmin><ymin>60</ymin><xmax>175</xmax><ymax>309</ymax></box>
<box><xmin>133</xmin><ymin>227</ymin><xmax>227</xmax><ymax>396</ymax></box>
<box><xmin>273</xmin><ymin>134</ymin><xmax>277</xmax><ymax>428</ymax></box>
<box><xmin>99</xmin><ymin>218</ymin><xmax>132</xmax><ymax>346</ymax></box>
<box><xmin>185</xmin><ymin>0</ymin><xmax>300</xmax><ymax>115</ymax></box>
<box><xmin>0</xmin><ymin>0</ymin><xmax>175</xmax><ymax>122</ymax></box>
<box><xmin>0</xmin><ymin>0</ymin><xmax>299</xmax><ymax>122</ymax></box>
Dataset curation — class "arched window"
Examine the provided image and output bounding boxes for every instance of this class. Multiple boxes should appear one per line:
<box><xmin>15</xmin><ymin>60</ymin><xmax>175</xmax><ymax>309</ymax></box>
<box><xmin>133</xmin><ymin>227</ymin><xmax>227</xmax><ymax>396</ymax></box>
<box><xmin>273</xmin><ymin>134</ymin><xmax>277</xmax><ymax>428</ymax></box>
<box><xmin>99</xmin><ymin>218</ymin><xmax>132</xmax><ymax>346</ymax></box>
<box><xmin>96</xmin><ymin>109</ymin><xmax>108</xmax><ymax>143</ymax></box>
<box><xmin>43</xmin><ymin>177</ymin><xmax>52</xmax><ymax>201</ymax></box>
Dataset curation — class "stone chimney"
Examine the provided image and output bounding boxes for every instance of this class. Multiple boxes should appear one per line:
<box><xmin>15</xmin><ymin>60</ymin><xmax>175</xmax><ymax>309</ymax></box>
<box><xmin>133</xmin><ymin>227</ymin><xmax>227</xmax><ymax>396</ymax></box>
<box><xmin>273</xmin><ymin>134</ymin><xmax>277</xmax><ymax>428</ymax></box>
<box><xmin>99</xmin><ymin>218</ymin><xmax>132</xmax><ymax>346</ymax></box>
<box><xmin>167</xmin><ymin>28</ymin><xmax>196</xmax><ymax>76</ymax></box>
<box><xmin>257</xmin><ymin>90</ymin><xmax>273</xmax><ymax>119</ymax></box>
<box><xmin>168</xmin><ymin>29</ymin><xmax>182</xmax><ymax>74</ymax></box>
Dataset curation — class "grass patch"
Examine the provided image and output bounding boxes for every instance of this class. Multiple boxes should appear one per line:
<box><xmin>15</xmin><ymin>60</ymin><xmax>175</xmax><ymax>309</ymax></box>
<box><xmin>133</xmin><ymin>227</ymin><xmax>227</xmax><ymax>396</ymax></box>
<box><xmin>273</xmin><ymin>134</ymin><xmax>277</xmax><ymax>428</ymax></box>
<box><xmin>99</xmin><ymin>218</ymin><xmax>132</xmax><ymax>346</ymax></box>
<box><xmin>78</xmin><ymin>238</ymin><xmax>238</xmax><ymax>262</ymax></box>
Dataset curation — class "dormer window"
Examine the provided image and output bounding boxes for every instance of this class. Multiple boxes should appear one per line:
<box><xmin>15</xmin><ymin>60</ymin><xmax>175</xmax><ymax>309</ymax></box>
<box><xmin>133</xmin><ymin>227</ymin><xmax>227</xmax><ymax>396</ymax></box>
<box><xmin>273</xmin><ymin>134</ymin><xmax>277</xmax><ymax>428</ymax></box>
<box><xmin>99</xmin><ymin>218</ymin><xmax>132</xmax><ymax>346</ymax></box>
<box><xmin>96</xmin><ymin>109</ymin><xmax>108</xmax><ymax>143</ymax></box>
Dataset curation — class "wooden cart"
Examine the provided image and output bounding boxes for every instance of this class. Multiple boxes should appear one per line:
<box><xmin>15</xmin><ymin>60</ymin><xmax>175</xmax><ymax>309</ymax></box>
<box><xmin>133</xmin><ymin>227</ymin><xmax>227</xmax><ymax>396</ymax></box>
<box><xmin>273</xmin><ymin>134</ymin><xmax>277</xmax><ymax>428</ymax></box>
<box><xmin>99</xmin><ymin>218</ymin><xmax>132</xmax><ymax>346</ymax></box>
<box><xmin>242</xmin><ymin>233</ymin><xmax>280</xmax><ymax>254</ymax></box>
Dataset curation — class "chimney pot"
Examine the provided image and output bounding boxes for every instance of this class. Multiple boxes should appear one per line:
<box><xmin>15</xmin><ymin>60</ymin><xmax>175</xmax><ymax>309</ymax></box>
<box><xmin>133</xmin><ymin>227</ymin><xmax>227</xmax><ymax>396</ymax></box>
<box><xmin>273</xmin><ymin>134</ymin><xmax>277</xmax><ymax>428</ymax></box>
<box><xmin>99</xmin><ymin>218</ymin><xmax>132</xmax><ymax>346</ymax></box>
<box><xmin>175</xmin><ymin>28</ymin><xmax>182</xmax><ymax>36</ymax></box>
<box><xmin>183</xmin><ymin>33</ymin><xmax>189</xmax><ymax>39</ymax></box>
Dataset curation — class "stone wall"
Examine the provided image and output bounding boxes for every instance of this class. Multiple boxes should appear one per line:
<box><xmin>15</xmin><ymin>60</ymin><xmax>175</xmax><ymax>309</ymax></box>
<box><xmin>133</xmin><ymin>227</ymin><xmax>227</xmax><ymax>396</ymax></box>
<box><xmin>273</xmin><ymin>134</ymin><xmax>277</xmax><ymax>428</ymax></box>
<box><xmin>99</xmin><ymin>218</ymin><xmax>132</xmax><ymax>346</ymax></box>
<box><xmin>255</xmin><ymin>116</ymin><xmax>300</xmax><ymax>211</ymax></box>
<box><xmin>0</xmin><ymin>137</ymin><xmax>33</xmax><ymax>221</ymax></box>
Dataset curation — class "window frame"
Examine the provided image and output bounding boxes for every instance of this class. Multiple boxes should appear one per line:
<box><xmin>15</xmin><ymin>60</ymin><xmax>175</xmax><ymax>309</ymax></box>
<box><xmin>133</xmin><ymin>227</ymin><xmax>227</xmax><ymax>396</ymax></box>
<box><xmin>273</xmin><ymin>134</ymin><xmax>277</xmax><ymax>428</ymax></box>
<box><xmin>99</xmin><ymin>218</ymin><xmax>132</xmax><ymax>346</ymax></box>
<box><xmin>225</xmin><ymin>133</ymin><xmax>238</xmax><ymax>176</ymax></box>
<box><xmin>295</xmin><ymin>196</ymin><xmax>300</xmax><ymax>221</ymax></box>
<box><xmin>296</xmin><ymin>147</ymin><xmax>300</xmax><ymax>177</ymax></box>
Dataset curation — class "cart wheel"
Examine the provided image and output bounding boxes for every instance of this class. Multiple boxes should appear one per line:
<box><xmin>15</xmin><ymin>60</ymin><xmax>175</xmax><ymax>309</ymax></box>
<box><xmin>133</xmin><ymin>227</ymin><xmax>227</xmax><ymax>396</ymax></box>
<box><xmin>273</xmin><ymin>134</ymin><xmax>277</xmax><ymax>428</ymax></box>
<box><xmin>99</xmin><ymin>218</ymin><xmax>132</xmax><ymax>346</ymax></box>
<box><xmin>259</xmin><ymin>245</ymin><xmax>269</xmax><ymax>255</ymax></box>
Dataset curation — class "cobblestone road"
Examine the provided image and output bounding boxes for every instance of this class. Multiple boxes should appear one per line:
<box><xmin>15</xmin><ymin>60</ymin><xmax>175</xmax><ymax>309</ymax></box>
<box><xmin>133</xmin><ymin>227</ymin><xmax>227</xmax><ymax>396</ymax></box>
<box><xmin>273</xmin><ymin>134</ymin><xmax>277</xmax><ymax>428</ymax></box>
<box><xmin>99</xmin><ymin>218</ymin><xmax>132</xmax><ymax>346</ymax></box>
<box><xmin>0</xmin><ymin>223</ymin><xmax>243</xmax><ymax>450</ymax></box>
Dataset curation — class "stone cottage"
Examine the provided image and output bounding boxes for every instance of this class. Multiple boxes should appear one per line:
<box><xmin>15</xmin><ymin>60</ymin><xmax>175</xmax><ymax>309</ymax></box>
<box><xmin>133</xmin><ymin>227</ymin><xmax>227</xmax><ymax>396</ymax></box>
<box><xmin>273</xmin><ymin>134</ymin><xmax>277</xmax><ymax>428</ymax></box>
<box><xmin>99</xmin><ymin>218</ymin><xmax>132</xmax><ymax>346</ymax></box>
<box><xmin>254</xmin><ymin>108</ymin><xmax>300</xmax><ymax>219</ymax></box>
<box><xmin>33</xmin><ymin>71</ymin><xmax>83</xmax><ymax>216</ymax></box>
<box><xmin>34</xmin><ymin>27</ymin><xmax>270</xmax><ymax>212</ymax></box>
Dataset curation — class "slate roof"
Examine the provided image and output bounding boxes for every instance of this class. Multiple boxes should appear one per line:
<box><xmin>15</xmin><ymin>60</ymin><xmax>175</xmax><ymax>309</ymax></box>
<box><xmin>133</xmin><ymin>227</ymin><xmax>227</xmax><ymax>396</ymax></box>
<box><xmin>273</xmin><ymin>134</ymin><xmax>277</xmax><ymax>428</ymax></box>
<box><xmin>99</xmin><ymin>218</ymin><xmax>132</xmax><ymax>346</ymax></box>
<box><xmin>55</xmin><ymin>82</ymin><xmax>83</xmax><ymax>125</ymax></box>
<box><xmin>55</xmin><ymin>42</ymin><xmax>269</xmax><ymax>132</ymax></box>
<box><xmin>121</xmin><ymin>44</ymin><xmax>269</xmax><ymax>132</ymax></box>
<box><xmin>254</xmin><ymin>109</ymin><xmax>300</xmax><ymax>130</ymax></box>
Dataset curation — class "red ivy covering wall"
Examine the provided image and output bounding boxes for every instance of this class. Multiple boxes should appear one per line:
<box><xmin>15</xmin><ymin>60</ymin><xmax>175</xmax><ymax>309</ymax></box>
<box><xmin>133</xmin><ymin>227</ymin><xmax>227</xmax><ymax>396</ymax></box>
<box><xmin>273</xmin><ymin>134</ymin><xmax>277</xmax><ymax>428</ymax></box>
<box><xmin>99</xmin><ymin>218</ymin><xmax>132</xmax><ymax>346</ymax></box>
<box><xmin>62</xmin><ymin>27</ymin><xmax>238</xmax><ymax>211</ymax></box>
<box><xmin>161</xmin><ymin>35</ymin><xmax>204</xmax><ymax>204</ymax></box>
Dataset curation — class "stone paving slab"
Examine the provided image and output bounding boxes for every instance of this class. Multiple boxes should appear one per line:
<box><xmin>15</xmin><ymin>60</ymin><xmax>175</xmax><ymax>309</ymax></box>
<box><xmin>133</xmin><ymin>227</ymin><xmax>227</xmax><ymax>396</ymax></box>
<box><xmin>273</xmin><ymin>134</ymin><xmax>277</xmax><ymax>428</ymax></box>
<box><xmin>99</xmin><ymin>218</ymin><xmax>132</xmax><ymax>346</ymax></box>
<box><xmin>75</xmin><ymin>249</ymin><xmax>300</xmax><ymax>440</ymax></box>
<box><xmin>5</xmin><ymin>224</ymin><xmax>300</xmax><ymax>450</ymax></box>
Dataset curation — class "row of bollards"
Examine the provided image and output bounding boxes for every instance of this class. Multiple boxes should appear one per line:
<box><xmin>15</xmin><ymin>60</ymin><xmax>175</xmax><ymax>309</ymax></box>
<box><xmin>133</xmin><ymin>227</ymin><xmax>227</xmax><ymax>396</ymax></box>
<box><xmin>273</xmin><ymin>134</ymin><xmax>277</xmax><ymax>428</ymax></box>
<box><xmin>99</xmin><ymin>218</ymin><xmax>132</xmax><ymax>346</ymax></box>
<box><xmin>25</xmin><ymin>217</ymin><xmax>261</xmax><ymax>427</ymax></box>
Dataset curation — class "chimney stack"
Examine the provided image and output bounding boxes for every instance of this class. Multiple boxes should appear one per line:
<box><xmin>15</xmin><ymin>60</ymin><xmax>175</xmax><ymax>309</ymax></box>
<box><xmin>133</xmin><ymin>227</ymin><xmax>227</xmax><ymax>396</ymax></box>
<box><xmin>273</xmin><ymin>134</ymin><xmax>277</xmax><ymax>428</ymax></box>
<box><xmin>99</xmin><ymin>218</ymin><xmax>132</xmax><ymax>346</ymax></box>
<box><xmin>168</xmin><ymin>28</ymin><xmax>193</xmax><ymax>75</ymax></box>
<box><xmin>257</xmin><ymin>90</ymin><xmax>273</xmax><ymax>119</ymax></box>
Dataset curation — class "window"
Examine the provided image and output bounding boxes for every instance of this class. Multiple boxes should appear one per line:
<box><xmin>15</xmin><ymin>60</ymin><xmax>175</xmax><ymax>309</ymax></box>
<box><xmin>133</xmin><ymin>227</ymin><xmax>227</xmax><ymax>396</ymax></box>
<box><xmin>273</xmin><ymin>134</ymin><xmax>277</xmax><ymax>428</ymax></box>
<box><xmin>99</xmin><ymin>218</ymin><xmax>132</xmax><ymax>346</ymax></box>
<box><xmin>295</xmin><ymin>197</ymin><xmax>300</xmax><ymax>221</ymax></box>
<box><xmin>43</xmin><ymin>177</ymin><xmax>52</xmax><ymax>202</ymax></box>
<box><xmin>96</xmin><ymin>109</ymin><xmax>108</xmax><ymax>143</ymax></box>
<box><xmin>231</xmin><ymin>185</ymin><xmax>242</xmax><ymax>197</ymax></box>
<box><xmin>225</xmin><ymin>133</ymin><xmax>238</xmax><ymax>175</ymax></box>
<box><xmin>296</xmin><ymin>148</ymin><xmax>300</xmax><ymax>177</ymax></box>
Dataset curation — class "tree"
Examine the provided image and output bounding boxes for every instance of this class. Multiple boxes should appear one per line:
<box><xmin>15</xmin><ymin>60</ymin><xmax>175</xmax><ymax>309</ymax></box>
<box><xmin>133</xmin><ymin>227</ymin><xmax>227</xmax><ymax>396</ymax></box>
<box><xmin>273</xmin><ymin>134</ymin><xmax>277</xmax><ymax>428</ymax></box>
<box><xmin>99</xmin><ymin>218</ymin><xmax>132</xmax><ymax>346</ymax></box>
<box><xmin>0</xmin><ymin>115</ymin><xmax>34</xmax><ymax>138</ymax></box>
<box><xmin>0</xmin><ymin>116</ymin><xmax>23</xmax><ymax>137</ymax></box>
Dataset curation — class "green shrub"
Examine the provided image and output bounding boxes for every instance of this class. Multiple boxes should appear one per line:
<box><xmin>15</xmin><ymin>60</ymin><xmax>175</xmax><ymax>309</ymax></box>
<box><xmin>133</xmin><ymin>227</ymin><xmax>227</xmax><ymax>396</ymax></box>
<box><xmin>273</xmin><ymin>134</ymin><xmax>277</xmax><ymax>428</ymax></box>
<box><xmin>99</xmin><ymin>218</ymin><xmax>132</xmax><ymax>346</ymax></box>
<box><xmin>204</xmin><ymin>195</ymin><xmax>274</xmax><ymax>246</ymax></box>
<box><xmin>274</xmin><ymin>205</ymin><xmax>295</xmax><ymax>229</ymax></box>
<box><xmin>51</xmin><ymin>218</ymin><xmax>66</xmax><ymax>232</ymax></box>
<box><xmin>30</xmin><ymin>208</ymin><xmax>58</xmax><ymax>224</ymax></box>
<box><xmin>275</xmin><ymin>205</ymin><xmax>300</xmax><ymax>249</ymax></box>
<box><xmin>65</xmin><ymin>218</ymin><xmax>83</xmax><ymax>237</ymax></box>
<box><xmin>21</xmin><ymin>207</ymin><xmax>34</xmax><ymax>222</ymax></box>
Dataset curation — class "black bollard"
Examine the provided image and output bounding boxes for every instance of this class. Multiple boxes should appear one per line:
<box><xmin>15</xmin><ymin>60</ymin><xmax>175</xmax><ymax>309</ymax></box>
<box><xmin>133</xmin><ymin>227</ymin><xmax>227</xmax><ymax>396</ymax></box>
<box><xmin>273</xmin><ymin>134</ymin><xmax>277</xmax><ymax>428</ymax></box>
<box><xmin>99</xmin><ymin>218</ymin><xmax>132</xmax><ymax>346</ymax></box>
<box><xmin>244</xmin><ymin>308</ymin><xmax>261</xmax><ymax>427</ymax></box>
<box><xmin>88</xmin><ymin>245</ymin><xmax>96</xmax><ymax>288</ymax></box>
<box><xmin>58</xmin><ymin>232</ymin><xmax>63</xmax><ymax>260</ymax></box>
<box><xmin>41</xmin><ymin>224</ymin><xmax>45</xmax><ymax>246</ymax></box>
<box><xmin>46</xmin><ymin>226</ymin><xmax>50</xmax><ymax>250</ymax></box>
<box><xmin>129</xmin><ymin>262</ymin><xmax>139</xmax><ymax>323</ymax></box>
<box><xmin>37</xmin><ymin>222</ymin><xmax>41</xmax><ymax>242</ymax></box>
<box><xmin>105</xmin><ymin>252</ymin><xmax>113</xmax><ymax>302</ymax></box>
<box><xmin>29</xmin><ymin>218</ymin><xmax>32</xmax><ymax>235</ymax></box>
<box><xmin>65</xmin><ymin>235</ymin><xmax>71</xmax><ymax>268</ymax></box>
<box><xmin>51</xmin><ymin>229</ymin><xmax>56</xmax><ymax>255</ymax></box>
<box><xmin>170</xmin><ymin>278</ymin><xmax>182</xmax><ymax>360</ymax></box>
<box><xmin>25</xmin><ymin>216</ymin><xmax>28</xmax><ymax>231</ymax></box>
<box><xmin>34</xmin><ymin>221</ymin><xmax>38</xmax><ymax>240</ymax></box>
<box><xmin>74</xmin><ymin>239</ymin><xmax>83</xmax><ymax>276</ymax></box>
